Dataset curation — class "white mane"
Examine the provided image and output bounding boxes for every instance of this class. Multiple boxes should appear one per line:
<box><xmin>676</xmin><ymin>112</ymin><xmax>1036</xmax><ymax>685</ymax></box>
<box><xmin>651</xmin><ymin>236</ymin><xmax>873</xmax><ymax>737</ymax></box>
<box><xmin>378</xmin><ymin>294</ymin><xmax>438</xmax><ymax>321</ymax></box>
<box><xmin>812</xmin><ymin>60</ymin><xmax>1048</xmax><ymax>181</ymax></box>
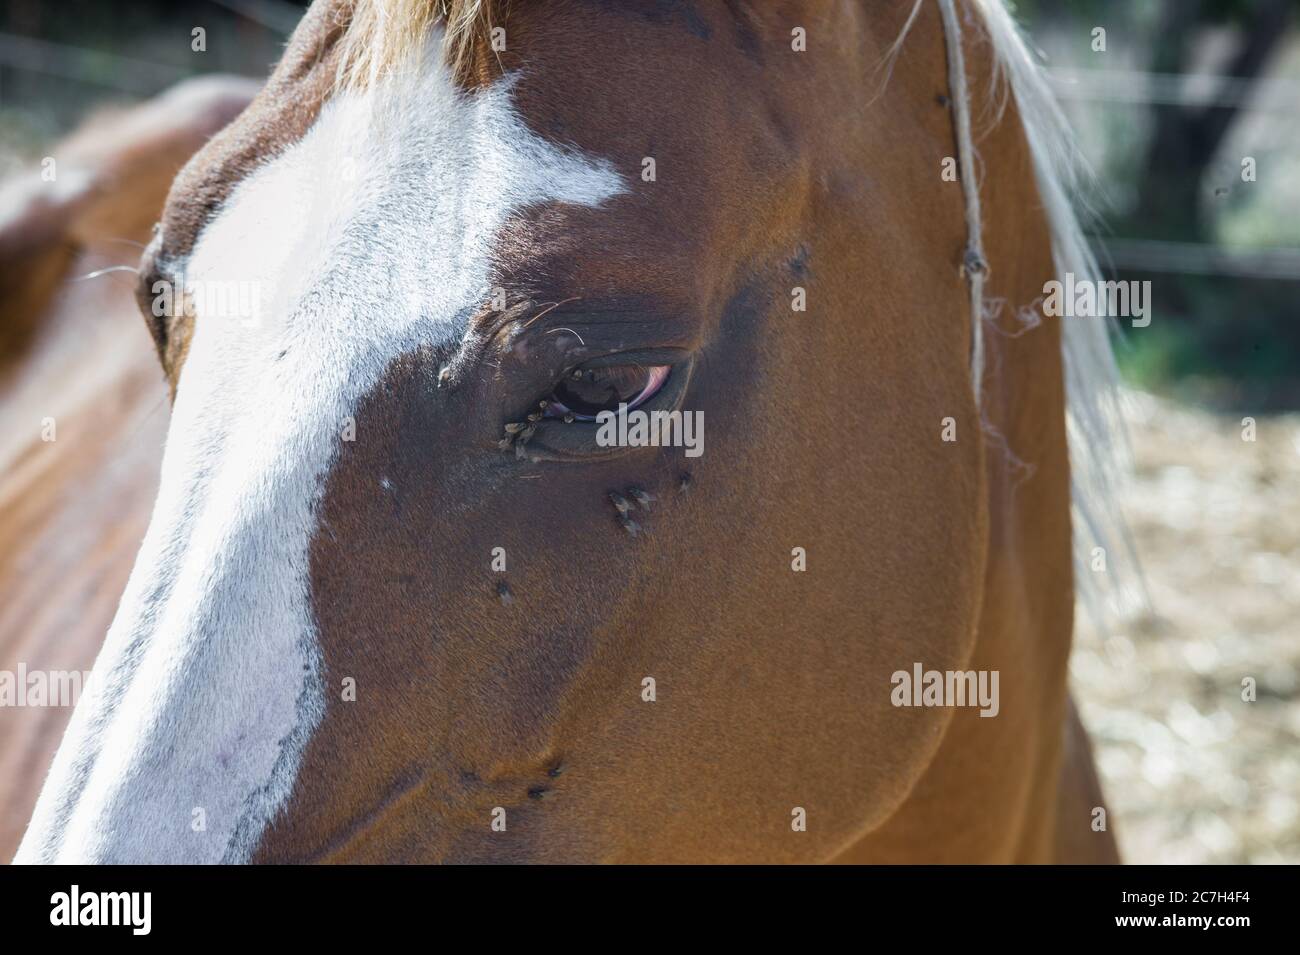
<box><xmin>902</xmin><ymin>0</ymin><xmax>1139</xmax><ymax>622</ymax></box>
<box><xmin>971</xmin><ymin>0</ymin><xmax>1140</xmax><ymax>622</ymax></box>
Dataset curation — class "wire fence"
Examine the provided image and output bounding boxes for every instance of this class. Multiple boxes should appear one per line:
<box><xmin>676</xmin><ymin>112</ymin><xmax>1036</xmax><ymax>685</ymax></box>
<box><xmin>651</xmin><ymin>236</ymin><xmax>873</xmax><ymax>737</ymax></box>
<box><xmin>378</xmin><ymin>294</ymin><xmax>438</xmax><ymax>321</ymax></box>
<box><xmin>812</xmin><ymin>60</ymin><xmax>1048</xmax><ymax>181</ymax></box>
<box><xmin>205</xmin><ymin>0</ymin><xmax>301</xmax><ymax>35</ymax></box>
<box><xmin>1098</xmin><ymin>238</ymin><xmax>1300</xmax><ymax>280</ymax></box>
<box><xmin>0</xmin><ymin>31</ymin><xmax>191</xmax><ymax>95</ymax></box>
<box><xmin>1043</xmin><ymin>66</ymin><xmax>1300</xmax><ymax>281</ymax></box>
<box><xmin>1047</xmin><ymin>66</ymin><xmax>1300</xmax><ymax>112</ymax></box>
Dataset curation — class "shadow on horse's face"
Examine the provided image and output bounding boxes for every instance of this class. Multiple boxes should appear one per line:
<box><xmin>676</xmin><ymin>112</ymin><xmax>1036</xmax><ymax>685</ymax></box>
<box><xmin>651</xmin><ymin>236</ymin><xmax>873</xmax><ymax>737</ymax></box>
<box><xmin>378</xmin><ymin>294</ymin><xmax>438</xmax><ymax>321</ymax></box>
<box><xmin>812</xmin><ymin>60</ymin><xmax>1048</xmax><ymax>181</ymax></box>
<box><xmin>23</xmin><ymin>2</ymin><xmax>989</xmax><ymax>863</ymax></box>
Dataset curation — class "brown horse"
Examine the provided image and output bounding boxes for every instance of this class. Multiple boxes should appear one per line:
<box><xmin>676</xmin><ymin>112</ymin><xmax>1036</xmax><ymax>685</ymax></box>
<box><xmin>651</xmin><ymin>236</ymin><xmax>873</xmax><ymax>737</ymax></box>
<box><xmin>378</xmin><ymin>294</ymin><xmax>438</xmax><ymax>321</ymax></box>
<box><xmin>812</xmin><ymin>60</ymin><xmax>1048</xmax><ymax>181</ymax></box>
<box><xmin>13</xmin><ymin>0</ymin><xmax>1126</xmax><ymax>863</ymax></box>
<box><xmin>0</xmin><ymin>76</ymin><xmax>258</xmax><ymax>861</ymax></box>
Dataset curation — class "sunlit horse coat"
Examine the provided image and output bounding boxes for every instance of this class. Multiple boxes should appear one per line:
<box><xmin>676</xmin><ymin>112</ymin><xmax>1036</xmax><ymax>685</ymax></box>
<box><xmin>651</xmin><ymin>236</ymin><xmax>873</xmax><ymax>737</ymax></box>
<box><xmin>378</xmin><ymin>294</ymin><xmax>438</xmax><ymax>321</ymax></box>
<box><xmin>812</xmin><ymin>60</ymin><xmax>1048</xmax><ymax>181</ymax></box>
<box><xmin>8</xmin><ymin>0</ymin><xmax>1126</xmax><ymax>863</ymax></box>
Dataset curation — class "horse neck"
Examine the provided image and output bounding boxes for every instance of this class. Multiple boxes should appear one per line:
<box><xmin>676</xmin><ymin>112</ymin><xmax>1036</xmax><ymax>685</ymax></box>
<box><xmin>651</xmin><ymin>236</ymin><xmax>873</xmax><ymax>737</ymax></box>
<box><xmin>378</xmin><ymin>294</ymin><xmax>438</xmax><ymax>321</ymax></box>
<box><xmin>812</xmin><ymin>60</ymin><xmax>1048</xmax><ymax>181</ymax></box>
<box><xmin>836</xmin><ymin>34</ymin><xmax>1083</xmax><ymax>860</ymax></box>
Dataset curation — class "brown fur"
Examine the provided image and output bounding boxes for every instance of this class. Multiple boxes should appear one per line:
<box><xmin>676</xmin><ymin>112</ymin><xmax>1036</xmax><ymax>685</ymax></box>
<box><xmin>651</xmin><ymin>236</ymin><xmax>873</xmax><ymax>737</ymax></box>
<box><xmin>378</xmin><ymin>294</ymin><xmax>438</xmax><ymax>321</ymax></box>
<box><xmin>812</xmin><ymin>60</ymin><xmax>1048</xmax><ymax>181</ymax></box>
<box><xmin>0</xmin><ymin>76</ymin><xmax>257</xmax><ymax>861</ymax></box>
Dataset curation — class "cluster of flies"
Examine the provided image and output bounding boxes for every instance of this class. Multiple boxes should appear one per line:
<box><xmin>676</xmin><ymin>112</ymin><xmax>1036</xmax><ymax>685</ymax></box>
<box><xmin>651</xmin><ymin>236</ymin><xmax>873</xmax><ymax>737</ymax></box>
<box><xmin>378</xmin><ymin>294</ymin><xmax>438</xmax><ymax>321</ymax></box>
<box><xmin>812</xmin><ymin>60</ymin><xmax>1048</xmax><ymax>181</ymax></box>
<box><xmin>496</xmin><ymin>369</ymin><xmax>585</xmax><ymax>458</ymax></box>
<box><xmin>491</xmin><ymin>369</ymin><xmax>694</xmax><ymax>609</ymax></box>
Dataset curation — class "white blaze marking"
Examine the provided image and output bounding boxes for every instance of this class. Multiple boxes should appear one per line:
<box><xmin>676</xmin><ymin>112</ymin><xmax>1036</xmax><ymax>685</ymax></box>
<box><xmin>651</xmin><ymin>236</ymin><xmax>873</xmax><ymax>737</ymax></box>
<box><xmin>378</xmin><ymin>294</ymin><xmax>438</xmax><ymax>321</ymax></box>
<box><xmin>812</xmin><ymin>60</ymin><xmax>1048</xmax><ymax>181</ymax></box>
<box><xmin>16</xmin><ymin>39</ymin><xmax>624</xmax><ymax>863</ymax></box>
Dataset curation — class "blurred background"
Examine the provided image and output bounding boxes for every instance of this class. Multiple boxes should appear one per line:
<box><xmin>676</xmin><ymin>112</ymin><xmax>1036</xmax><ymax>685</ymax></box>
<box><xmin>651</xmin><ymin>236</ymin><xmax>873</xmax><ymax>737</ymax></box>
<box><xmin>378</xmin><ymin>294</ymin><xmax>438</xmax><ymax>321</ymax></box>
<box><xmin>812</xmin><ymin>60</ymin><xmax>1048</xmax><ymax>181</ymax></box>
<box><xmin>1016</xmin><ymin>0</ymin><xmax>1300</xmax><ymax>865</ymax></box>
<box><xmin>0</xmin><ymin>0</ymin><xmax>1296</xmax><ymax>862</ymax></box>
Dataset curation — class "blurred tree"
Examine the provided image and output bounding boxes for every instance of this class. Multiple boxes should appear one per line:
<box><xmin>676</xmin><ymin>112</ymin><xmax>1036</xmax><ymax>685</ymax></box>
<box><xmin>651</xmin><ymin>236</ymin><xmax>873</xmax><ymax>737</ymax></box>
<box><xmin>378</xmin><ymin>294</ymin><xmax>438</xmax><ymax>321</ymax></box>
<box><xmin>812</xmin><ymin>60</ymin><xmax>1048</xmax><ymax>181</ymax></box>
<box><xmin>1020</xmin><ymin>0</ymin><xmax>1300</xmax><ymax>407</ymax></box>
<box><xmin>1131</xmin><ymin>0</ymin><xmax>1295</xmax><ymax>242</ymax></box>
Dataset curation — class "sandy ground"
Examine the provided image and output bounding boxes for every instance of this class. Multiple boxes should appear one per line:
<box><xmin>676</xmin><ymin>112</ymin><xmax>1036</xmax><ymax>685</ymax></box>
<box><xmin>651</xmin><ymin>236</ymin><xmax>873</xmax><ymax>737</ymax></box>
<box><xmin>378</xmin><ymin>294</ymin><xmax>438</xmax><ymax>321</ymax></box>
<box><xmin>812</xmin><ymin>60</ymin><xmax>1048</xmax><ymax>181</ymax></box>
<box><xmin>1072</xmin><ymin>391</ymin><xmax>1300</xmax><ymax>864</ymax></box>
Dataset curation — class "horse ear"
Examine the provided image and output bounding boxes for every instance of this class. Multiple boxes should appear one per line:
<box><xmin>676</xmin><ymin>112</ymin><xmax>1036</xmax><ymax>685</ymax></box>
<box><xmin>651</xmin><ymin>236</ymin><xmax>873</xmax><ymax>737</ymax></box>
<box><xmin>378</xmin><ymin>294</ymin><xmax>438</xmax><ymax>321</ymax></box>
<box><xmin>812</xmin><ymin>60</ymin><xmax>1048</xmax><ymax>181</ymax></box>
<box><xmin>0</xmin><ymin>76</ymin><xmax>258</xmax><ymax>370</ymax></box>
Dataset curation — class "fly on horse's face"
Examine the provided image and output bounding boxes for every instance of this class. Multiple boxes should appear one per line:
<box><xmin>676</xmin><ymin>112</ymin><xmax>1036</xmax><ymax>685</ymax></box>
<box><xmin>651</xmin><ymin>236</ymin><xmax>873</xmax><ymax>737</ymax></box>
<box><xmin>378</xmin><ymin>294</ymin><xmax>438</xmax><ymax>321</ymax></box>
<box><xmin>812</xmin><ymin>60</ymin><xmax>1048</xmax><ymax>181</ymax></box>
<box><xmin>19</xmin><ymin>0</ymin><xmax>1118</xmax><ymax>863</ymax></box>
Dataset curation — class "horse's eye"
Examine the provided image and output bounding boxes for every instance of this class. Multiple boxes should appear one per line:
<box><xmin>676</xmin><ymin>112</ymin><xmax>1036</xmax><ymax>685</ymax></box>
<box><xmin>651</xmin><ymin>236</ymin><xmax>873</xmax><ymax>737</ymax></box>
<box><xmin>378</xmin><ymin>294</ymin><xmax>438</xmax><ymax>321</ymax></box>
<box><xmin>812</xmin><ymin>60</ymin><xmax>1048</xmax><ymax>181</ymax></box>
<box><xmin>546</xmin><ymin>364</ymin><xmax>670</xmax><ymax>420</ymax></box>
